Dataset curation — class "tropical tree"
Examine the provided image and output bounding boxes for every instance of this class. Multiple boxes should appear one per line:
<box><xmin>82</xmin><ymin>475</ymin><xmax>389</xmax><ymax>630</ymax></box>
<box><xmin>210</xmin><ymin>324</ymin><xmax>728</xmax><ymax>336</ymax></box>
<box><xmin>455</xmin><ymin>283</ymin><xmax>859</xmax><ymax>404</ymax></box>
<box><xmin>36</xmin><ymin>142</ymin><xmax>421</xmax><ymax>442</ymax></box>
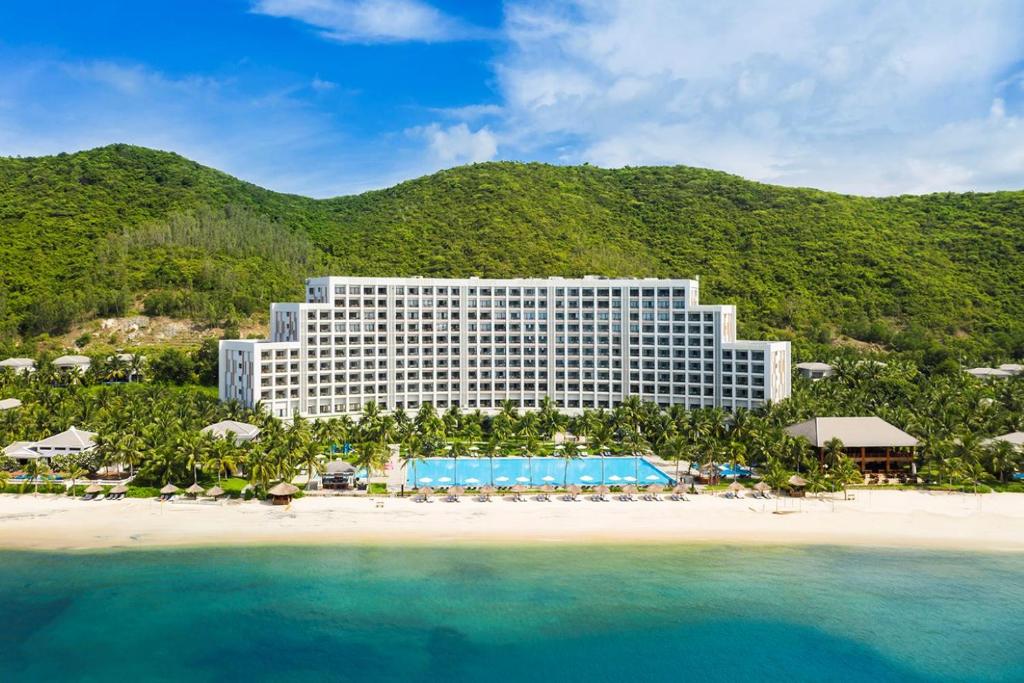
<box><xmin>296</xmin><ymin>439</ymin><xmax>327</xmax><ymax>486</ymax></box>
<box><xmin>560</xmin><ymin>440</ymin><xmax>582</xmax><ymax>487</ymax></box>
<box><xmin>823</xmin><ymin>437</ymin><xmax>845</xmax><ymax>469</ymax></box>
<box><xmin>24</xmin><ymin>458</ymin><xmax>51</xmax><ymax>494</ymax></box>
<box><xmin>67</xmin><ymin>466</ymin><xmax>88</xmax><ymax>496</ymax></box>
<box><xmin>761</xmin><ymin>459</ymin><xmax>791</xmax><ymax>496</ymax></box>
<box><xmin>352</xmin><ymin>440</ymin><xmax>389</xmax><ymax>491</ymax></box>
<box><xmin>986</xmin><ymin>440</ymin><xmax>1019</xmax><ymax>483</ymax></box>
<box><xmin>204</xmin><ymin>438</ymin><xmax>239</xmax><ymax>483</ymax></box>
<box><xmin>830</xmin><ymin>456</ymin><xmax>862</xmax><ymax>500</ymax></box>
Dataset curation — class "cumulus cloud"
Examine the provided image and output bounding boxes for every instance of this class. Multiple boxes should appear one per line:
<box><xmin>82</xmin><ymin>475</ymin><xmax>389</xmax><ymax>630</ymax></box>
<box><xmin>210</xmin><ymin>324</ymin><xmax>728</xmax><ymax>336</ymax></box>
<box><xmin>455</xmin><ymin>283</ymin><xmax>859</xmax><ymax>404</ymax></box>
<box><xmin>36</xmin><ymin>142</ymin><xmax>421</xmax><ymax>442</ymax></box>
<box><xmin>251</xmin><ymin>0</ymin><xmax>484</xmax><ymax>43</ymax></box>
<box><xmin>491</xmin><ymin>0</ymin><xmax>1024</xmax><ymax>194</ymax></box>
<box><xmin>411</xmin><ymin>122</ymin><xmax>499</xmax><ymax>164</ymax></box>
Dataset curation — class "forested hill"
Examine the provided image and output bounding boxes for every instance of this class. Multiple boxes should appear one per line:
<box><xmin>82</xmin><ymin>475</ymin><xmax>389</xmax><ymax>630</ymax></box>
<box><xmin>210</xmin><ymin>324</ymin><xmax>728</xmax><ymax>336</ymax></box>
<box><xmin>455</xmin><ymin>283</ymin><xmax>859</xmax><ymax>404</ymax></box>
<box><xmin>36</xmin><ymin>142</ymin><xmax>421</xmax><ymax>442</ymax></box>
<box><xmin>2</xmin><ymin>143</ymin><xmax>1024</xmax><ymax>358</ymax></box>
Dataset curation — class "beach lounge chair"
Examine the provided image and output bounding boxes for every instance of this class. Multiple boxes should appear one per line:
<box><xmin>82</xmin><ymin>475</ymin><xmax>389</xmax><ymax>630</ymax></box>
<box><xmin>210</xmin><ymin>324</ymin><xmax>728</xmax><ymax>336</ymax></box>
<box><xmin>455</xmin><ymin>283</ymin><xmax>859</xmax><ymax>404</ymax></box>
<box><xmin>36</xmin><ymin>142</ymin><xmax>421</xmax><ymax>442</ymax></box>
<box><xmin>446</xmin><ymin>486</ymin><xmax>464</xmax><ymax>503</ymax></box>
<box><xmin>644</xmin><ymin>484</ymin><xmax>664</xmax><ymax>501</ymax></box>
<box><xmin>510</xmin><ymin>485</ymin><xmax>526</xmax><ymax>502</ymax></box>
<box><xmin>537</xmin><ymin>484</ymin><xmax>555</xmax><ymax>501</ymax></box>
<box><xmin>565</xmin><ymin>484</ymin><xmax>582</xmax><ymax>502</ymax></box>
<box><xmin>82</xmin><ymin>493</ymin><xmax>95</xmax><ymax>501</ymax></box>
<box><xmin>619</xmin><ymin>485</ymin><xmax>638</xmax><ymax>501</ymax></box>
<box><xmin>669</xmin><ymin>484</ymin><xmax>689</xmax><ymax>501</ymax></box>
<box><xmin>478</xmin><ymin>486</ymin><xmax>495</xmax><ymax>502</ymax></box>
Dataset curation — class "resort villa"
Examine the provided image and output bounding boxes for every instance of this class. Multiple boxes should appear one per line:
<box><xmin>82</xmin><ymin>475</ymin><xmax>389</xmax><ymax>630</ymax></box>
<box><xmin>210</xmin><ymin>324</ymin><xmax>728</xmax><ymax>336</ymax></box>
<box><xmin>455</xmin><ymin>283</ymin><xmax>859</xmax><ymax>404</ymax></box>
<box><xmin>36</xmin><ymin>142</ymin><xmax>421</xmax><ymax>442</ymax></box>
<box><xmin>201</xmin><ymin>419</ymin><xmax>261</xmax><ymax>444</ymax></box>
<box><xmin>796</xmin><ymin>362</ymin><xmax>834</xmax><ymax>380</ymax></box>
<box><xmin>785</xmin><ymin>417</ymin><xmax>918</xmax><ymax>474</ymax></box>
<box><xmin>0</xmin><ymin>357</ymin><xmax>35</xmax><ymax>375</ymax></box>
<box><xmin>219</xmin><ymin>276</ymin><xmax>792</xmax><ymax>419</ymax></box>
<box><xmin>3</xmin><ymin>426</ymin><xmax>97</xmax><ymax>465</ymax></box>
<box><xmin>52</xmin><ymin>355</ymin><xmax>92</xmax><ymax>373</ymax></box>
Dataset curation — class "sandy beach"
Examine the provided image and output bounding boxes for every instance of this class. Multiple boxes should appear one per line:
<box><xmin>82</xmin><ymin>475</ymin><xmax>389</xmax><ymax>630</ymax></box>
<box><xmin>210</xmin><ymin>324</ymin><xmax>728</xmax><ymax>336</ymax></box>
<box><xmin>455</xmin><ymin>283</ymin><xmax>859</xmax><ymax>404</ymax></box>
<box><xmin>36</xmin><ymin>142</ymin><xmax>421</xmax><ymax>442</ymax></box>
<box><xmin>1</xmin><ymin>489</ymin><xmax>1023</xmax><ymax>552</ymax></box>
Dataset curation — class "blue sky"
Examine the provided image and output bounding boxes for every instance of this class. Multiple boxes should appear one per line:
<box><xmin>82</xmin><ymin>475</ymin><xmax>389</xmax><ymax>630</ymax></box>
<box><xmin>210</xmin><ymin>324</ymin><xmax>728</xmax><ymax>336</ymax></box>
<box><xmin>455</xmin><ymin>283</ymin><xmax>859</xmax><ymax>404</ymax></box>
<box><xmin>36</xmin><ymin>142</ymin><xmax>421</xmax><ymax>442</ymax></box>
<box><xmin>1</xmin><ymin>1</ymin><xmax>1023</xmax><ymax>197</ymax></box>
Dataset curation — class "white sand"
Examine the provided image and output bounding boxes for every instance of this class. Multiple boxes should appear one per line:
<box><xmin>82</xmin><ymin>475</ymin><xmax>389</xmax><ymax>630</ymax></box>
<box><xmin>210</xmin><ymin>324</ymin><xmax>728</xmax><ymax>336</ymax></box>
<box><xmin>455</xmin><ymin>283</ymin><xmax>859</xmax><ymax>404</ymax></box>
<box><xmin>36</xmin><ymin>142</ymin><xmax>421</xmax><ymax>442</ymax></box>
<box><xmin>0</xmin><ymin>489</ymin><xmax>1022</xmax><ymax>552</ymax></box>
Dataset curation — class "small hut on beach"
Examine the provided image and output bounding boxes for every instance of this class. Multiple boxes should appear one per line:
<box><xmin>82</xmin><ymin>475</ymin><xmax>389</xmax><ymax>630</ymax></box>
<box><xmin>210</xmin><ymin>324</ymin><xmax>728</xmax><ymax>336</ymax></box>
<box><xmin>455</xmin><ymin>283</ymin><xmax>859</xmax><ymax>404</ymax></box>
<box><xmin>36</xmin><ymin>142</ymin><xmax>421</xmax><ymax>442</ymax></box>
<box><xmin>787</xmin><ymin>475</ymin><xmax>808</xmax><ymax>497</ymax></box>
<box><xmin>185</xmin><ymin>483</ymin><xmax>204</xmax><ymax>499</ymax></box>
<box><xmin>205</xmin><ymin>485</ymin><xmax>225</xmax><ymax>499</ymax></box>
<box><xmin>267</xmin><ymin>482</ymin><xmax>299</xmax><ymax>505</ymax></box>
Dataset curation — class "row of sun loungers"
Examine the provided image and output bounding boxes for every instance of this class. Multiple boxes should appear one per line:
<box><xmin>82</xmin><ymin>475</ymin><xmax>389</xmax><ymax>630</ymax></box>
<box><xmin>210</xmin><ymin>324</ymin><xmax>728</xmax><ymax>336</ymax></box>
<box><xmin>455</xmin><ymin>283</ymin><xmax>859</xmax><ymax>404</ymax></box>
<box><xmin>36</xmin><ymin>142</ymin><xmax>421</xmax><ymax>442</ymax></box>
<box><xmin>82</xmin><ymin>492</ymin><xmax>126</xmax><ymax>501</ymax></box>
<box><xmin>411</xmin><ymin>484</ymin><xmax>694</xmax><ymax>502</ymax></box>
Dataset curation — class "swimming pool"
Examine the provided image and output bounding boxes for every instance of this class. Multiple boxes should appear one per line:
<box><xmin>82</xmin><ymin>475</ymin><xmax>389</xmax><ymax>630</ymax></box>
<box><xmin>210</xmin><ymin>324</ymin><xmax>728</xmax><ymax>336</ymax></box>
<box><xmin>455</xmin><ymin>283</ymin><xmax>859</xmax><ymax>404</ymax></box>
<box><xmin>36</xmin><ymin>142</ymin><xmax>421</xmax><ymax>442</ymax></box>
<box><xmin>405</xmin><ymin>456</ymin><xmax>675</xmax><ymax>488</ymax></box>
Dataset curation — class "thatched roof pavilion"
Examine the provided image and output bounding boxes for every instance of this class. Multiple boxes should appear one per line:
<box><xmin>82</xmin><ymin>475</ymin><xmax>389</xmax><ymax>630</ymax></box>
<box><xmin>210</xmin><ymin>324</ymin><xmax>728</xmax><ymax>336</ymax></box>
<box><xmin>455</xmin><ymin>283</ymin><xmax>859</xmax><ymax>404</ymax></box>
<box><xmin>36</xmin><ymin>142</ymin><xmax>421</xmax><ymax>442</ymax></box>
<box><xmin>267</xmin><ymin>482</ymin><xmax>299</xmax><ymax>505</ymax></box>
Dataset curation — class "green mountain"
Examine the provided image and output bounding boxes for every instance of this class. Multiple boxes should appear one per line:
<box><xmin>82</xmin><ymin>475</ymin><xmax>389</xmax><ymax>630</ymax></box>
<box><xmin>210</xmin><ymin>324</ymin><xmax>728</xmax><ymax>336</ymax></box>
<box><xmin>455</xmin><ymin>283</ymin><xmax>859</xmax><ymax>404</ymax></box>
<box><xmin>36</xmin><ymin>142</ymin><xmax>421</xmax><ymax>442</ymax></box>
<box><xmin>2</xmin><ymin>143</ymin><xmax>1024</xmax><ymax>359</ymax></box>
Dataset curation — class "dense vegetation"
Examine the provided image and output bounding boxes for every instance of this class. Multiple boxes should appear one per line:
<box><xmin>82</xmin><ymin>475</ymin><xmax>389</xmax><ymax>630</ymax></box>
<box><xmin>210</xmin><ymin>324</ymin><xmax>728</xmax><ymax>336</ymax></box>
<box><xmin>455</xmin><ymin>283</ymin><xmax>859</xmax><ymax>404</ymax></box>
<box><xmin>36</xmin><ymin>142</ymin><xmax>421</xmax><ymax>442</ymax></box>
<box><xmin>2</xmin><ymin>362</ymin><xmax>1023</xmax><ymax>496</ymax></box>
<box><xmin>2</xmin><ymin>144</ymin><xmax>1024</xmax><ymax>361</ymax></box>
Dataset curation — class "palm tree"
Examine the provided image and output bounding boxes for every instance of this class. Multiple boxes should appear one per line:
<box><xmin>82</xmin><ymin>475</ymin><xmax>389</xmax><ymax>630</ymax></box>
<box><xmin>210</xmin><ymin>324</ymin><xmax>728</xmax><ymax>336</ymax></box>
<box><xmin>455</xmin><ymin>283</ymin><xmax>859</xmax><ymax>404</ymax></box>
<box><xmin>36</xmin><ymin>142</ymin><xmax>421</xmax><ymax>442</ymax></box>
<box><xmin>245</xmin><ymin>446</ymin><xmax>277</xmax><ymax>496</ymax></box>
<box><xmin>762</xmin><ymin>459</ymin><xmax>791</xmax><ymax>497</ymax></box>
<box><xmin>830</xmin><ymin>456</ymin><xmax>862</xmax><ymax>500</ymax></box>
<box><xmin>479</xmin><ymin>436</ymin><xmax>501</xmax><ymax>486</ymax></box>
<box><xmin>823</xmin><ymin>437</ymin><xmax>845</xmax><ymax>469</ymax></box>
<box><xmin>0</xmin><ymin>470</ymin><xmax>10</xmax><ymax>491</ymax></box>
<box><xmin>297</xmin><ymin>439</ymin><xmax>327</xmax><ymax>487</ymax></box>
<box><xmin>204</xmin><ymin>438</ymin><xmax>238</xmax><ymax>483</ymax></box>
<box><xmin>24</xmin><ymin>458</ymin><xmax>51</xmax><ymax>495</ymax></box>
<box><xmin>352</xmin><ymin>440</ymin><xmax>389</xmax><ymax>492</ymax></box>
<box><xmin>986</xmin><ymin>440</ymin><xmax>1019</xmax><ymax>483</ymax></box>
<box><xmin>179</xmin><ymin>431</ymin><xmax>209</xmax><ymax>485</ymax></box>
<box><xmin>449</xmin><ymin>440</ymin><xmax>470</xmax><ymax>485</ymax></box>
<box><xmin>561</xmin><ymin>441</ymin><xmax>581</xmax><ymax>487</ymax></box>
<box><xmin>67</xmin><ymin>466</ymin><xmax>88</xmax><ymax>496</ymax></box>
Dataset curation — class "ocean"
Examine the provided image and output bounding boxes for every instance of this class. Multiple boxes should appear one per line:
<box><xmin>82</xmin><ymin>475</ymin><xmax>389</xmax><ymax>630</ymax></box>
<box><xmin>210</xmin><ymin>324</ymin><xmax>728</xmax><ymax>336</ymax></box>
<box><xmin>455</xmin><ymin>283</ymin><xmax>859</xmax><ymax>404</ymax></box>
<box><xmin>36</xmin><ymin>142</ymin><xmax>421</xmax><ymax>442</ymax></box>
<box><xmin>2</xmin><ymin>544</ymin><xmax>1022</xmax><ymax>681</ymax></box>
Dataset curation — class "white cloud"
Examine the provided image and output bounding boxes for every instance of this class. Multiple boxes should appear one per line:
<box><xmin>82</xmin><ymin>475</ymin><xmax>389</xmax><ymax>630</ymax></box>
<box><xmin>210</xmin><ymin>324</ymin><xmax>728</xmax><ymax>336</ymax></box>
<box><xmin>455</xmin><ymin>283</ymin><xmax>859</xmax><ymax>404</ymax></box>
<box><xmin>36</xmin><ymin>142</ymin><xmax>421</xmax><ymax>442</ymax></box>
<box><xmin>310</xmin><ymin>75</ymin><xmax>337</xmax><ymax>91</ymax></box>
<box><xmin>490</xmin><ymin>0</ymin><xmax>1024</xmax><ymax>194</ymax></box>
<box><xmin>251</xmin><ymin>0</ymin><xmax>484</xmax><ymax>43</ymax></box>
<box><xmin>430</xmin><ymin>103</ymin><xmax>504</xmax><ymax>121</ymax></box>
<box><xmin>411</xmin><ymin>123</ymin><xmax>498</xmax><ymax>164</ymax></box>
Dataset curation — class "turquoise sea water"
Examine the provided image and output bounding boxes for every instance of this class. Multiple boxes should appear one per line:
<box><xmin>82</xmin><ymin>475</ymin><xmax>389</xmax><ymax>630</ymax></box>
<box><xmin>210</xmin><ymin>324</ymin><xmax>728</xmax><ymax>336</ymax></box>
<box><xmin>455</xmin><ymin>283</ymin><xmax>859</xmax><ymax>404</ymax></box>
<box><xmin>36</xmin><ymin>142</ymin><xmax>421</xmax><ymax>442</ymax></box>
<box><xmin>2</xmin><ymin>544</ymin><xmax>1023</xmax><ymax>682</ymax></box>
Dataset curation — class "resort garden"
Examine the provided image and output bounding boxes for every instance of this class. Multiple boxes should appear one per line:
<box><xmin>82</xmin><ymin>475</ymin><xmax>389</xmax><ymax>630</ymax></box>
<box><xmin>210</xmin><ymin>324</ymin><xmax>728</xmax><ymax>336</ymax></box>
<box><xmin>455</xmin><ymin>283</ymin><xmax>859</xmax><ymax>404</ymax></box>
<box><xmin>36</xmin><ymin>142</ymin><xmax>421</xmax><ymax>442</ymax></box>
<box><xmin>1</xmin><ymin>357</ymin><xmax>1024</xmax><ymax>498</ymax></box>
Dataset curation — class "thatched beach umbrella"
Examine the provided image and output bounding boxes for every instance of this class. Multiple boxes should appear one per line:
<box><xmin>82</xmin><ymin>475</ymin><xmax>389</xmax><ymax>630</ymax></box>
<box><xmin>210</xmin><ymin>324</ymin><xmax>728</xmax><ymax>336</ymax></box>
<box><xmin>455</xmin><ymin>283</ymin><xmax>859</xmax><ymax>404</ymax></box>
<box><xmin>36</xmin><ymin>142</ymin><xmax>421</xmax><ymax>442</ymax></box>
<box><xmin>84</xmin><ymin>484</ymin><xmax>103</xmax><ymax>494</ymax></box>
<box><xmin>566</xmin><ymin>483</ymin><xmax>582</xmax><ymax>501</ymax></box>
<box><xmin>510</xmin><ymin>484</ymin><xmax>526</xmax><ymax>502</ymax></box>
<box><xmin>267</xmin><ymin>482</ymin><xmax>299</xmax><ymax>505</ymax></box>
<box><xmin>753</xmin><ymin>482</ymin><xmax>770</xmax><ymax>492</ymax></box>
<box><xmin>160</xmin><ymin>484</ymin><xmax>179</xmax><ymax>495</ymax></box>
<box><xmin>110</xmin><ymin>484</ymin><xmax>128</xmax><ymax>494</ymax></box>
<box><xmin>646</xmin><ymin>483</ymin><xmax>664</xmax><ymax>495</ymax></box>
<box><xmin>185</xmin><ymin>483</ymin><xmax>204</xmax><ymax>498</ymax></box>
<box><xmin>205</xmin><ymin>485</ymin><xmax>225</xmax><ymax>499</ymax></box>
<box><xmin>788</xmin><ymin>475</ymin><xmax>808</xmax><ymax>488</ymax></box>
<box><xmin>728</xmin><ymin>481</ymin><xmax>745</xmax><ymax>493</ymax></box>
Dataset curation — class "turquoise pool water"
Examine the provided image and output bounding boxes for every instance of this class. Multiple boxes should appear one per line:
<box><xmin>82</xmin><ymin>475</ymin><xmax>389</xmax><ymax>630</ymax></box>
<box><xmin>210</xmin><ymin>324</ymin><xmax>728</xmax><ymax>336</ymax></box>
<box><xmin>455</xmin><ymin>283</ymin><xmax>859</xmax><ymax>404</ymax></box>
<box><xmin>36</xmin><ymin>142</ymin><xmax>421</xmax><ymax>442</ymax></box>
<box><xmin>406</xmin><ymin>455</ymin><xmax>675</xmax><ymax>487</ymax></box>
<box><xmin>1</xmin><ymin>544</ymin><xmax>1022</xmax><ymax>682</ymax></box>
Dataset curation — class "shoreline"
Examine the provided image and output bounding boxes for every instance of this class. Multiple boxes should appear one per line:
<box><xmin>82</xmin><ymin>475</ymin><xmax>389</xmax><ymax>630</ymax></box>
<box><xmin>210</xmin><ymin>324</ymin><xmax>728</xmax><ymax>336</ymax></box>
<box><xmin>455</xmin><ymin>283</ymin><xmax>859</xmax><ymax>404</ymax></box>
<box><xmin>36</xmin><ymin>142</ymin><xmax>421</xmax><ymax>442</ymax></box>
<box><xmin>2</xmin><ymin>489</ymin><xmax>1024</xmax><ymax>553</ymax></box>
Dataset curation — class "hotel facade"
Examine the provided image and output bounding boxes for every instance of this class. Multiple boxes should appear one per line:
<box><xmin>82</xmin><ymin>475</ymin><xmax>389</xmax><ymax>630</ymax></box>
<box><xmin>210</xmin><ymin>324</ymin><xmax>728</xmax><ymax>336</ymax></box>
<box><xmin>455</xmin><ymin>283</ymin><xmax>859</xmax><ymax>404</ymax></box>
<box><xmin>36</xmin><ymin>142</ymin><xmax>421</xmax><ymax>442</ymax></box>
<box><xmin>219</xmin><ymin>276</ymin><xmax>791</xmax><ymax>419</ymax></box>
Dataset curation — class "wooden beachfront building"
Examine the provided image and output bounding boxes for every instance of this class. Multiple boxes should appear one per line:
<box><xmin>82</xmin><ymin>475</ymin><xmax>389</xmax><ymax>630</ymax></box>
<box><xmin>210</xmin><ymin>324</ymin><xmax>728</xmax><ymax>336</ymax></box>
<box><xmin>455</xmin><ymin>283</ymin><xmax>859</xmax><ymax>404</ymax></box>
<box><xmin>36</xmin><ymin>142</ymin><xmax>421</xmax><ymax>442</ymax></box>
<box><xmin>784</xmin><ymin>417</ymin><xmax>919</xmax><ymax>474</ymax></box>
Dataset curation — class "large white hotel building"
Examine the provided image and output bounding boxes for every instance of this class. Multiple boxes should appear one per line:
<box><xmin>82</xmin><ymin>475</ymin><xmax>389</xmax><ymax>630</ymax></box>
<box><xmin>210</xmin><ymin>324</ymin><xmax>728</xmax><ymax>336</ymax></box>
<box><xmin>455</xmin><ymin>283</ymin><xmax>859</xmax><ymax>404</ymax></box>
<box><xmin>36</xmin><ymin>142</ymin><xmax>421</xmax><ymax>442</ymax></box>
<box><xmin>219</xmin><ymin>276</ymin><xmax>791</xmax><ymax>418</ymax></box>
